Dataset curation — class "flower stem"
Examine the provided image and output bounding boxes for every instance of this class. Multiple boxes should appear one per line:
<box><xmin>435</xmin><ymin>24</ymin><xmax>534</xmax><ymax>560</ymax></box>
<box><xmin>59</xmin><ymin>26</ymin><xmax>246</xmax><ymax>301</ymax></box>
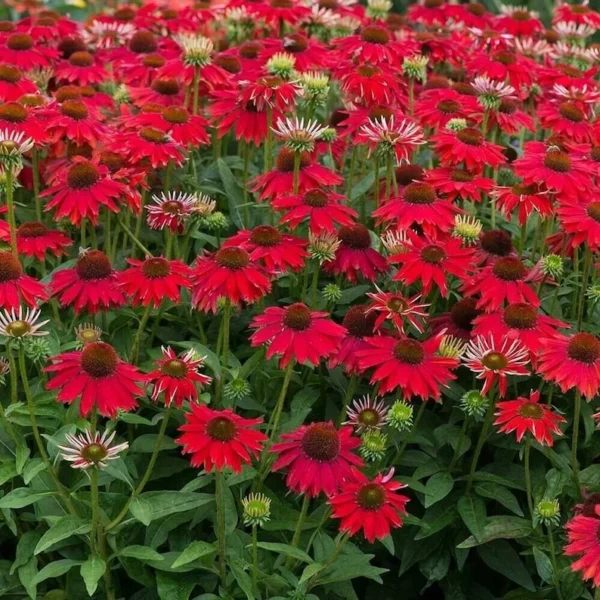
<box><xmin>116</xmin><ymin>216</ymin><xmax>152</xmax><ymax>257</ymax></box>
<box><xmin>105</xmin><ymin>406</ymin><xmax>172</xmax><ymax>532</ymax></box>
<box><xmin>90</xmin><ymin>467</ymin><xmax>99</xmax><ymax>555</ymax></box>
<box><xmin>346</xmin><ymin>145</ymin><xmax>358</xmax><ymax>197</ymax></box>
<box><xmin>265</xmin><ymin>360</ymin><xmax>295</xmax><ymax>441</ymax></box>
<box><xmin>252</xmin><ymin>523</ymin><xmax>258</xmax><ymax>594</ymax></box>
<box><xmin>310</xmin><ymin>261</ymin><xmax>320</xmax><ymax>308</ymax></box>
<box><xmin>215</xmin><ymin>300</ymin><xmax>231</xmax><ymax>406</ymax></box>
<box><xmin>547</xmin><ymin>525</ymin><xmax>564</xmax><ymax>600</ymax></box>
<box><xmin>285</xmin><ymin>494</ymin><xmax>310</xmax><ymax>569</ymax></box>
<box><xmin>215</xmin><ymin>470</ymin><xmax>227</xmax><ymax>585</ymax></box>
<box><xmin>18</xmin><ymin>347</ymin><xmax>77</xmax><ymax>515</ymax></box>
<box><xmin>130</xmin><ymin>303</ymin><xmax>153</xmax><ymax>365</ymax></box>
<box><xmin>448</xmin><ymin>415</ymin><xmax>469</xmax><ymax>472</ymax></box>
<box><xmin>466</xmin><ymin>388</ymin><xmax>496</xmax><ymax>494</ymax></box>
<box><xmin>571</xmin><ymin>391</ymin><xmax>582</xmax><ymax>500</ymax></box>
<box><xmin>307</xmin><ymin>532</ymin><xmax>349</xmax><ymax>591</ymax></box>
<box><xmin>32</xmin><ymin>148</ymin><xmax>42</xmax><ymax>222</ymax></box>
<box><xmin>293</xmin><ymin>151</ymin><xmax>301</xmax><ymax>195</ymax></box>
<box><xmin>337</xmin><ymin>374</ymin><xmax>357</xmax><ymax>427</ymax></box>
<box><xmin>392</xmin><ymin>400</ymin><xmax>426</xmax><ymax>465</ymax></box>
<box><xmin>7</xmin><ymin>345</ymin><xmax>17</xmax><ymax>405</ymax></box>
<box><xmin>5</xmin><ymin>168</ymin><xmax>17</xmax><ymax>257</ymax></box>
<box><xmin>192</xmin><ymin>67</ymin><xmax>200</xmax><ymax>115</ymax></box>
<box><xmin>524</xmin><ymin>437</ymin><xmax>534</xmax><ymax>518</ymax></box>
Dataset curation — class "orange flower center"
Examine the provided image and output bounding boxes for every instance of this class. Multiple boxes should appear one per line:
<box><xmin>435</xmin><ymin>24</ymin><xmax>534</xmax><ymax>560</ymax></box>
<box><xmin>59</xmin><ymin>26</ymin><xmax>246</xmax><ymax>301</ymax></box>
<box><xmin>360</xmin><ymin>25</ymin><xmax>390</xmax><ymax>44</ymax></box>
<box><xmin>482</xmin><ymin>351</ymin><xmax>507</xmax><ymax>370</ymax></box>
<box><xmin>543</xmin><ymin>150</ymin><xmax>571</xmax><ymax>173</ymax></box>
<box><xmin>142</xmin><ymin>257</ymin><xmax>171</xmax><ymax>278</ymax></box>
<box><xmin>586</xmin><ymin>202</ymin><xmax>600</xmax><ymax>223</ymax></box>
<box><xmin>503</xmin><ymin>303</ymin><xmax>537</xmax><ymax>329</ymax></box>
<box><xmin>215</xmin><ymin>247</ymin><xmax>250</xmax><ymax>270</ymax></box>
<box><xmin>76</xmin><ymin>250</ymin><xmax>112</xmax><ymax>280</ymax></box>
<box><xmin>160</xmin><ymin>359</ymin><xmax>187</xmax><ymax>378</ymax></box>
<box><xmin>338</xmin><ymin>223</ymin><xmax>371</xmax><ymax>249</ymax></box>
<box><xmin>0</xmin><ymin>102</ymin><xmax>27</xmax><ymax>123</ymax></box>
<box><xmin>283</xmin><ymin>302</ymin><xmax>312</xmax><ymax>331</ymax></box>
<box><xmin>151</xmin><ymin>78</ymin><xmax>180</xmax><ymax>96</ymax></box>
<box><xmin>17</xmin><ymin>221</ymin><xmax>47</xmax><ymax>238</ymax></box>
<box><xmin>0</xmin><ymin>65</ymin><xmax>21</xmax><ymax>83</ymax></box>
<box><xmin>69</xmin><ymin>51</ymin><xmax>94</xmax><ymax>67</ymax></box>
<box><xmin>206</xmin><ymin>416</ymin><xmax>237</xmax><ymax>441</ymax></box>
<box><xmin>67</xmin><ymin>162</ymin><xmax>100</xmax><ymax>189</ymax></box>
<box><xmin>7</xmin><ymin>34</ymin><xmax>33</xmax><ymax>51</ymax></box>
<box><xmin>492</xmin><ymin>257</ymin><xmax>526</xmax><ymax>281</ymax></box>
<box><xmin>129</xmin><ymin>30</ymin><xmax>158</xmax><ymax>53</ymax></box>
<box><xmin>393</xmin><ymin>339</ymin><xmax>425</xmax><ymax>365</ymax></box>
<box><xmin>420</xmin><ymin>244</ymin><xmax>446</xmax><ymax>264</ymax></box>
<box><xmin>457</xmin><ymin>128</ymin><xmax>484</xmax><ymax>146</ymax></box>
<box><xmin>343</xmin><ymin>305</ymin><xmax>376</xmax><ymax>338</ymax></box>
<box><xmin>437</xmin><ymin>99</ymin><xmax>461</xmax><ymax>114</ymax></box>
<box><xmin>558</xmin><ymin>101</ymin><xmax>584</xmax><ymax>123</ymax></box>
<box><xmin>142</xmin><ymin>54</ymin><xmax>166</xmax><ymax>68</ymax></box>
<box><xmin>139</xmin><ymin>127</ymin><xmax>168</xmax><ymax>144</ymax></box>
<box><xmin>301</xmin><ymin>422</ymin><xmax>341</xmax><ymax>462</ymax></box>
<box><xmin>80</xmin><ymin>342</ymin><xmax>118</xmax><ymax>378</ymax></box>
<box><xmin>249</xmin><ymin>225</ymin><xmax>282</xmax><ymax>247</ymax></box>
<box><xmin>276</xmin><ymin>148</ymin><xmax>310</xmax><ymax>172</ymax></box>
<box><xmin>567</xmin><ymin>333</ymin><xmax>600</xmax><ymax>364</ymax></box>
<box><xmin>404</xmin><ymin>182</ymin><xmax>436</xmax><ymax>205</ymax></box>
<box><xmin>357</xmin><ymin>482</ymin><xmax>386</xmax><ymax>510</ymax></box>
<box><xmin>518</xmin><ymin>402</ymin><xmax>544</xmax><ymax>419</ymax></box>
<box><xmin>0</xmin><ymin>252</ymin><xmax>22</xmax><ymax>282</ymax></box>
<box><xmin>60</xmin><ymin>99</ymin><xmax>89</xmax><ymax>120</ymax></box>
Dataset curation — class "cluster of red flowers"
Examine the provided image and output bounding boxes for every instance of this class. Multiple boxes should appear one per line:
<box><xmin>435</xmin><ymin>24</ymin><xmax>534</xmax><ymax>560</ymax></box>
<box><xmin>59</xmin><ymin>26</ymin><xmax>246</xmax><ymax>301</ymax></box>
<box><xmin>2</xmin><ymin>0</ymin><xmax>600</xmax><ymax>581</ymax></box>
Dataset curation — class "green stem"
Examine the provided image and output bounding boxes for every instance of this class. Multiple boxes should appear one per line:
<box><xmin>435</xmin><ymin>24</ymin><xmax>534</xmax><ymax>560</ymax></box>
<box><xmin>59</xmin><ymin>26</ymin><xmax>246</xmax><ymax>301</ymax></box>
<box><xmin>307</xmin><ymin>533</ymin><xmax>349</xmax><ymax>591</ymax></box>
<box><xmin>105</xmin><ymin>406</ymin><xmax>172</xmax><ymax>532</ymax></box>
<box><xmin>192</xmin><ymin>67</ymin><xmax>200</xmax><ymax>115</ymax></box>
<box><xmin>547</xmin><ymin>525</ymin><xmax>564</xmax><ymax>600</ymax></box>
<box><xmin>310</xmin><ymin>261</ymin><xmax>320</xmax><ymax>308</ymax></box>
<box><xmin>90</xmin><ymin>468</ymin><xmax>99</xmax><ymax>555</ymax></box>
<box><xmin>215</xmin><ymin>470</ymin><xmax>227</xmax><ymax>585</ymax></box>
<box><xmin>571</xmin><ymin>391</ymin><xmax>582</xmax><ymax>500</ymax></box>
<box><xmin>19</xmin><ymin>348</ymin><xmax>77</xmax><ymax>515</ymax></box>
<box><xmin>32</xmin><ymin>148</ymin><xmax>42</xmax><ymax>222</ymax></box>
<box><xmin>265</xmin><ymin>107</ymin><xmax>273</xmax><ymax>171</ymax></box>
<box><xmin>577</xmin><ymin>246</ymin><xmax>592</xmax><ymax>331</ymax></box>
<box><xmin>7</xmin><ymin>346</ymin><xmax>17</xmax><ymax>405</ymax></box>
<box><xmin>251</xmin><ymin>524</ymin><xmax>258</xmax><ymax>595</ymax></box>
<box><xmin>524</xmin><ymin>437</ymin><xmax>534</xmax><ymax>518</ymax></box>
<box><xmin>130</xmin><ymin>303</ymin><xmax>153</xmax><ymax>365</ymax></box>
<box><xmin>242</xmin><ymin>142</ymin><xmax>250</xmax><ymax>228</ymax></box>
<box><xmin>265</xmin><ymin>361</ymin><xmax>295</xmax><ymax>441</ymax></box>
<box><xmin>216</xmin><ymin>300</ymin><xmax>231</xmax><ymax>406</ymax></box>
<box><xmin>391</xmin><ymin>401</ymin><xmax>426</xmax><ymax>465</ymax></box>
<box><xmin>448</xmin><ymin>416</ymin><xmax>469</xmax><ymax>472</ymax></box>
<box><xmin>5</xmin><ymin>168</ymin><xmax>17</xmax><ymax>256</ymax></box>
<box><xmin>131</xmin><ymin>190</ymin><xmax>148</xmax><ymax>259</ymax></box>
<box><xmin>116</xmin><ymin>216</ymin><xmax>152</xmax><ymax>257</ymax></box>
<box><xmin>373</xmin><ymin>154</ymin><xmax>380</xmax><ymax>212</ymax></box>
<box><xmin>337</xmin><ymin>375</ymin><xmax>357</xmax><ymax>427</ymax></box>
<box><xmin>285</xmin><ymin>495</ymin><xmax>309</xmax><ymax>569</ymax></box>
<box><xmin>466</xmin><ymin>388</ymin><xmax>496</xmax><ymax>494</ymax></box>
<box><xmin>346</xmin><ymin>145</ymin><xmax>358</xmax><ymax>197</ymax></box>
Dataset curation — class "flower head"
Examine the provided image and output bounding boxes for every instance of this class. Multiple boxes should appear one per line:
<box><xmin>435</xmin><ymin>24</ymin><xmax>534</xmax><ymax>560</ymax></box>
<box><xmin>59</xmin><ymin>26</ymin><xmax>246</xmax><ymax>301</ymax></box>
<box><xmin>272</xmin><ymin>117</ymin><xmax>326</xmax><ymax>153</ymax></box>
<box><xmin>0</xmin><ymin>306</ymin><xmax>48</xmax><ymax>338</ymax></box>
<box><xmin>176</xmin><ymin>34</ymin><xmax>214</xmax><ymax>67</ymax></box>
<box><xmin>472</xmin><ymin>76</ymin><xmax>516</xmax><ymax>110</ymax></box>
<box><xmin>59</xmin><ymin>429</ymin><xmax>129</xmax><ymax>470</ymax></box>
<box><xmin>345</xmin><ymin>395</ymin><xmax>389</xmax><ymax>432</ymax></box>
<box><xmin>402</xmin><ymin>54</ymin><xmax>429</xmax><ymax>81</ymax></box>
<box><xmin>460</xmin><ymin>390</ymin><xmax>489</xmax><ymax>418</ymax></box>
<box><xmin>147</xmin><ymin>191</ymin><xmax>196</xmax><ymax>233</ymax></box>
<box><xmin>242</xmin><ymin>493</ymin><xmax>271</xmax><ymax>527</ymax></box>
<box><xmin>359</xmin><ymin>429</ymin><xmax>388</xmax><ymax>461</ymax></box>
<box><xmin>534</xmin><ymin>498</ymin><xmax>561</xmax><ymax>527</ymax></box>
<box><xmin>388</xmin><ymin>400</ymin><xmax>414</xmax><ymax>431</ymax></box>
<box><xmin>75</xmin><ymin>323</ymin><xmax>103</xmax><ymax>347</ymax></box>
<box><xmin>453</xmin><ymin>215</ymin><xmax>483</xmax><ymax>245</ymax></box>
<box><xmin>308</xmin><ymin>231</ymin><xmax>341</xmax><ymax>263</ymax></box>
<box><xmin>359</xmin><ymin>116</ymin><xmax>425</xmax><ymax>164</ymax></box>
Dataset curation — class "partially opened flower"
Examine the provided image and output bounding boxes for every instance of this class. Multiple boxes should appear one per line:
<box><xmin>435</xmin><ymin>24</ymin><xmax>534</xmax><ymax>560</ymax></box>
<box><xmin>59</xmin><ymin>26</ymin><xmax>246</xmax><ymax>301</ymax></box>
<box><xmin>0</xmin><ymin>306</ymin><xmax>48</xmax><ymax>338</ymax></box>
<box><xmin>58</xmin><ymin>429</ymin><xmax>129</xmax><ymax>469</ymax></box>
<box><xmin>250</xmin><ymin>302</ymin><xmax>346</xmax><ymax>368</ymax></box>
<box><xmin>366</xmin><ymin>286</ymin><xmax>429</xmax><ymax>333</ymax></box>
<box><xmin>45</xmin><ymin>341</ymin><xmax>145</xmax><ymax>418</ymax></box>
<box><xmin>270</xmin><ymin>422</ymin><xmax>362</xmax><ymax>497</ymax></box>
<box><xmin>148</xmin><ymin>346</ymin><xmax>212</xmax><ymax>407</ymax></box>
<box><xmin>344</xmin><ymin>395</ymin><xmax>389</xmax><ymax>432</ymax></box>
<box><xmin>359</xmin><ymin>116</ymin><xmax>425</xmax><ymax>165</ymax></box>
<box><xmin>146</xmin><ymin>191</ymin><xmax>196</xmax><ymax>233</ymax></box>
<box><xmin>329</xmin><ymin>468</ymin><xmax>409</xmax><ymax>543</ymax></box>
<box><xmin>463</xmin><ymin>334</ymin><xmax>530</xmax><ymax>397</ymax></box>
<box><xmin>271</xmin><ymin>116</ymin><xmax>326</xmax><ymax>153</ymax></box>
<box><xmin>494</xmin><ymin>390</ymin><xmax>565</xmax><ymax>446</ymax></box>
<box><xmin>177</xmin><ymin>405</ymin><xmax>267</xmax><ymax>473</ymax></box>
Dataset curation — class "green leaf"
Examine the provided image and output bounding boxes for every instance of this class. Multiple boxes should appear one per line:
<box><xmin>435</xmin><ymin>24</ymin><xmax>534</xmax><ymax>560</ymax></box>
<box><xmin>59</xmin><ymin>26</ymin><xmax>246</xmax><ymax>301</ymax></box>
<box><xmin>171</xmin><ymin>341</ymin><xmax>221</xmax><ymax>378</ymax></box>
<box><xmin>103</xmin><ymin>459</ymin><xmax>134</xmax><ymax>489</ymax></box>
<box><xmin>415</xmin><ymin>495</ymin><xmax>459</xmax><ymax>540</ymax></box>
<box><xmin>230</xmin><ymin>559</ymin><xmax>255</xmax><ymax>600</ymax></box>
<box><xmin>457</xmin><ymin>516</ymin><xmax>532</xmax><ymax>548</ymax></box>
<box><xmin>475</xmin><ymin>483</ymin><xmax>524</xmax><ymax>517</ymax></box>
<box><xmin>299</xmin><ymin>563</ymin><xmax>324</xmax><ymax>586</ymax></box>
<box><xmin>424</xmin><ymin>473</ymin><xmax>454</xmax><ymax>508</ymax></box>
<box><xmin>11</xmin><ymin>531</ymin><xmax>42</xmax><ymax>575</ymax></box>
<box><xmin>317</xmin><ymin>553</ymin><xmax>387</xmax><ymax>586</ymax></box>
<box><xmin>254</xmin><ymin>542</ymin><xmax>313</xmax><ymax>564</ymax></box>
<box><xmin>31</xmin><ymin>560</ymin><xmax>81</xmax><ymax>586</ymax></box>
<box><xmin>156</xmin><ymin>571</ymin><xmax>196</xmax><ymax>600</ymax></box>
<box><xmin>477</xmin><ymin>540</ymin><xmax>535</xmax><ymax>591</ymax></box>
<box><xmin>171</xmin><ymin>541</ymin><xmax>216</xmax><ymax>569</ymax></box>
<box><xmin>139</xmin><ymin>491</ymin><xmax>213</xmax><ymax>522</ymax></box>
<box><xmin>130</xmin><ymin>434</ymin><xmax>177</xmax><ymax>453</ymax></box>
<box><xmin>35</xmin><ymin>517</ymin><xmax>91</xmax><ymax>555</ymax></box>
<box><xmin>81</xmin><ymin>556</ymin><xmax>106</xmax><ymax>597</ymax></box>
<box><xmin>23</xmin><ymin>459</ymin><xmax>45</xmax><ymax>485</ymax></box>
<box><xmin>119</xmin><ymin>546</ymin><xmax>164</xmax><ymax>561</ymax></box>
<box><xmin>0</xmin><ymin>462</ymin><xmax>17</xmax><ymax>486</ymax></box>
<box><xmin>457</xmin><ymin>496</ymin><xmax>487</xmax><ymax>542</ymax></box>
<box><xmin>0</xmin><ymin>487</ymin><xmax>52</xmax><ymax>509</ymax></box>
<box><xmin>533</xmin><ymin>547</ymin><xmax>554</xmax><ymax>584</ymax></box>
<box><xmin>18</xmin><ymin>556</ymin><xmax>37</xmax><ymax>600</ymax></box>
<box><xmin>217</xmin><ymin>158</ymin><xmax>244</xmax><ymax>229</ymax></box>
<box><xmin>130</xmin><ymin>496</ymin><xmax>152</xmax><ymax>526</ymax></box>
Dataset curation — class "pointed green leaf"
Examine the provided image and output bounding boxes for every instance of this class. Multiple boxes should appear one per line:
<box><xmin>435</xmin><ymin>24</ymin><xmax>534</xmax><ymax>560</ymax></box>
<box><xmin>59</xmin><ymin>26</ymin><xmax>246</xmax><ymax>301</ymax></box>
<box><xmin>171</xmin><ymin>542</ymin><xmax>216</xmax><ymax>569</ymax></box>
<box><xmin>119</xmin><ymin>546</ymin><xmax>164</xmax><ymax>561</ymax></box>
<box><xmin>424</xmin><ymin>473</ymin><xmax>454</xmax><ymax>508</ymax></box>
<box><xmin>35</xmin><ymin>517</ymin><xmax>91</xmax><ymax>555</ymax></box>
<box><xmin>130</xmin><ymin>496</ymin><xmax>152</xmax><ymax>526</ymax></box>
<box><xmin>0</xmin><ymin>488</ymin><xmax>52</xmax><ymax>509</ymax></box>
<box><xmin>31</xmin><ymin>560</ymin><xmax>81</xmax><ymax>586</ymax></box>
<box><xmin>81</xmin><ymin>556</ymin><xmax>106</xmax><ymax>597</ymax></box>
<box><xmin>477</xmin><ymin>540</ymin><xmax>535</xmax><ymax>591</ymax></box>
<box><xmin>254</xmin><ymin>542</ymin><xmax>313</xmax><ymax>564</ymax></box>
<box><xmin>457</xmin><ymin>496</ymin><xmax>487</xmax><ymax>542</ymax></box>
<box><xmin>457</xmin><ymin>516</ymin><xmax>532</xmax><ymax>548</ymax></box>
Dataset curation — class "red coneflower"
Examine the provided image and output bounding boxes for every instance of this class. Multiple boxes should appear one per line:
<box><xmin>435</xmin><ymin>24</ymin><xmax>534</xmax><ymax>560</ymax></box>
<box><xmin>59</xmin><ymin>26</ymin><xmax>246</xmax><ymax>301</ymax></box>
<box><xmin>146</xmin><ymin>191</ymin><xmax>195</xmax><ymax>234</ymax></box>
<box><xmin>557</xmin><ymin>198</ymin><xmax>600</xmax><ymax>250</ymax></box>
<box><xmin>554</xmin><ymin>0</ymin><xmax>600</xmax><ymax>29</ymax></box>
<box><xmin>41</xmin><ymin>157</ymin><xmax>125</xmax><ymax>226</ymax></box>
<box><xmin>430</xmin><ymin>296</ymin><xmax>482</xmax><ymax>341</ymax></box>
<box><xmin>45</xmin><ymin>341</ymin><xmax>145</xmax><ymax>417</ymax></box>
<box><xmin>492</xmin><ymin>182</ymin><xmax>554</xmax><ymax>225</ymax></box>
<box><xmin>2</xmin><ymin>221</ymin><xmax>72</xmax><ymax>261</ymax></box>
<box><xmin>55</xmin><ymin>51</ymin><xmax>108</xmax><ymax>86</ymax></box>
<box><xmin>565</xmin><ymin>512</ymin><xmax>600</xmax><ymax>587</ymax></box>
<box><xmin>431</xmin><ymin>127</ymin><xmax>505</xmax><ymax>171</ymax></box>
<box><xmin>487</xmin><ymin>98</ymin><xmax>535</xmax><ymax>136</ymax></box>
<box><xmin>191</xmin><ymin>246</ymin><xmax>271</xmax><ymax>312</ymax></box>
<box><xmin>537</xmin><ymin>99</ymin><xmax>595</xmax><ymax>144</ymax></box>
<box><xmin>120</xmin><ymin>126</ymin><xmax>185</xmax><ymax>169</ymax></box>
<box><xmin>1</xmin><ymin>32</ymin><xmax>58</xmax><ymax>69</ymax></box>
<box><xmin>250</xmin><ymin>302</ymin><xmax>346</xmax><ymax>368</ymax></box>
<box><xmin>223</xmin><ymin>226</ymin><xmax>308</xmax><ymax>273</ymax></box>
<box><xmin>263</xmin><ymin>34</ymin><xmax>330</xmax><ymax>70</ymax></box>
<box><xmin>514</xmin><ymin>142</ymin><xmax>595</xmax><ymax>201</ymax></box>
<box><xmin>463</xmin><ymin>334</ymin><xmax>530</xmax><ymax>397</ymax></box>
<box><xmin>373</xmin><ymin>182</ymin><xmax>461</xmax><ymax>233</ymax></box>
<box><xmin>324</xmin><ymin>224</ymin><xmax>388</xmax><ymax>283</ymax></box>
<box><xmin>50</xmin><ymin>250</ymin><xmax>125</xmax><ymax>315</ymax></box>
<box><xmin>270</xmin><ymin>422</ymin><xmax>362</xmax><ymax>497</ymax></box>
<box><xmin>329</xmin><ymin>305</ymin><xmax>378</xmax><ymax>375</ymax></box>
<box><xmin>117</xmin><ymin>256</ymin><xmax>192</xmax><ymax>308</ymax></box>
<box><xmin>537</xmin><ymin>332</ymin><xmax>600</xmax><ymax>400</ymax></box>
<box><xmin>177</xmin><ymin>404</ymin><xmax>267</xmax><ymax>473</ymax></box>
<box><xmin>426</xmin><ymin>167</ymin><xmax>494</xmax><ymax>203</ymax></box>
<box><xmin>473</xmin><ymin>302</ymin><xmax>567</xmax><ymax>364</ymax></box>
<box><xmin>333</xmin><ymin>25</ymin><xmax>403</xmax><ymax>66</ymax></box>
<box><xmin>415</xmin><ymin>89</ymin><xmax>479</xmax><ymax>130</ymax></box>
<box><xmin>250</xmin><ymin>148</ymin><xmax>343</xmax><ymax>201</ymax></box>
<box><xmin>148</xmin><ymin>346</ymin><xmax>212</xmax><ymax>407</ymax></box>
<box><xmin>0</xmin><ymin>64</ymin><xmax>37</xmax><ymax>102</ymax></box>
<box><xmin>462</xmin><ymin>256</ymin><xmax>540</xmax><ymax>312</ymax></box>
<box><xmin>0</xmin><ymin>101</ymin><xmax>48</xmax><ymax>145</ymax></box>
<box><xmin>134</xmin><ymin>105</ymin><xmax>210</xmax><ymax>148</ymax></box>
<box><xmin>129</xmin><ymin>77</ymin><xmax>184</xmax><ymax>108</ymax></box>
<box><xmin>390</xmin><ymin>232</ymin><xmax>475</xmax><ymax>298</ymax></box>
<box><xmin>357</xmin><ymin>334</ymin><xmax>458</xmax><ymax>400</ymax></box>
<box><xmin>44</xmin><ymin>99</ymin><xmax>107</xmax><ymax>149</ymax></box>
<box><xmin>239</xmin><ymin>76</ymin><xmax>301</xmax><ymax>113</ymax></box>
<box><xmin>337</xmin><ymin>63</ymin><xmax>404</xmax><ymax>107</ymax></box>
<box><xmin>272</xmin><ymin>188</ymin><xmax>357</xmax><ymax>234</ymax></box>
<box><xmin>366</xmin><ymin>286</ymin><xmax>429</xmax><ymax>333</ymax></box>
<box><xmin>329</xmin><ymin>468</ymin><xmax>409</xmax><ymax>543</ymax></box>
<box><xmin>0</xmin><ymin>252</ymin><xmax>47</xmax><ymax>310</ymax></box>
<box><xmin>474</xmin><ymin>229</ymin><xmax>516</xmax><ymax>266</ymax></box>
<box><xmin>494</xmin><ymin>390</ymin><xmax>565</xmax><ymax>446</ymax></box>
